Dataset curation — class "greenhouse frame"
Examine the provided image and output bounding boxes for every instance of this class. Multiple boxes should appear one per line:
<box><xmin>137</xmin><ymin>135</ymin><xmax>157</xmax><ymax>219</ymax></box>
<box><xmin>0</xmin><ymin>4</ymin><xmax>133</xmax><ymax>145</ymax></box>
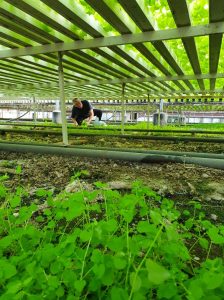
<box><xmin>1</xmin><ymin>0</ymin><xmax>224</xmax><ymax>97</ymax></box>
<box><xmin>1</xmin><ymin>0</ymin><xmax>224</xmax><ymax>143</ymax></box>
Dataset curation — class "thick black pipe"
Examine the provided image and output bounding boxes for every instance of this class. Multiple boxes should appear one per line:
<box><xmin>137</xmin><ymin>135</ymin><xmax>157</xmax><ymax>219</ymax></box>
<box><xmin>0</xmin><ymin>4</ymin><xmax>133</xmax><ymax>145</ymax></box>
<box><xmin>73</xmin><ymin>146</ymin><xmax>224</xmax><ymax>160</ymax></box>
<box><xmin>0</xmin><ymin>140</ymin><xmax>223</xmax><ymax>159</ymax></box>
<box><xmin>1</xmin><ymin>128</ymin><xmax>224</xmax><ymax>143</ymax></box>
<box><xmin>0</xmin><ymin>142</ymin><xmax>224</xmax><ymax>170</ymax></box>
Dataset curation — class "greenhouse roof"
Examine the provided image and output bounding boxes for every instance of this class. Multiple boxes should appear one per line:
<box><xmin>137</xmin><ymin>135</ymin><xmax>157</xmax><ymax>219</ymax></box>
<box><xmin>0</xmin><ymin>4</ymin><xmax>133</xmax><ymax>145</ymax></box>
<box><xmin>0</xmin><ymin>0</ymin><xmax>224</xmax><ymax>100</ymax></box>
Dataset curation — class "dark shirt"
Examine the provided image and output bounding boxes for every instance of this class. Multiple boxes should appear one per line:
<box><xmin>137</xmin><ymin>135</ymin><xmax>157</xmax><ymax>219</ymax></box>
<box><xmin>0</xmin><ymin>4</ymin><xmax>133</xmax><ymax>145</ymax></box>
<box><xmin>71</xmin><ymin>100</ymin><xmax>92</xmax><ymax>119</ymax></box>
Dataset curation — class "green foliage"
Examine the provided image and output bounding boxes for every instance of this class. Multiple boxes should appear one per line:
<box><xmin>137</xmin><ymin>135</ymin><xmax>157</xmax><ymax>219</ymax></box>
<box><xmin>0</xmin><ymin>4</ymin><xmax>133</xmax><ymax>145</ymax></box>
<box><xmin>70</xmin><ymin>169</ymin><xmax>90</xmax><ymax>181</ymax></box>
<box><xmin>0</xmin><ymin>178</ymin><xmax>224</xmax><ymax>299</ymax></box>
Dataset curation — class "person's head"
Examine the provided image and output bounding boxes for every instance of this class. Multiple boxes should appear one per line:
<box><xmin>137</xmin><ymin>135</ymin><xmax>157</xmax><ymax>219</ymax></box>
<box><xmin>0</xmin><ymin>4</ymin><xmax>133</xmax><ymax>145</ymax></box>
<box><xmin>73</xmin><ymin>98</ymin><xmax>82</xmax><ymax>109</ymax></box>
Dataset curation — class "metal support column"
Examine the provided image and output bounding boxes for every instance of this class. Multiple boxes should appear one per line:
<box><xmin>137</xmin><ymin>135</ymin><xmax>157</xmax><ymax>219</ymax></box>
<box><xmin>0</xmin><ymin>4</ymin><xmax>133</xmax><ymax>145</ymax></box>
<box><xmin>158</xmin><ymin>99</ymin><xmax>164</xmax><ymax>127</ymax></box>
<box><xmin>147</xmin><ymin>93</ymin><xmax>150</xmax><ymax>130</ymax></box>
<box><xmin>58</xmin><ymin>51</ymin><xmax>68</xmax><ymax>145</ymax></box>
<box><xmin>121</xmin><ymin>83</ymin><xmax>126</xmax><ymax>134</ymax></box>
<box><xmin>32</xmin><ymin>95</ymin><xmax>37</xmax><ymax>124</ymax></box>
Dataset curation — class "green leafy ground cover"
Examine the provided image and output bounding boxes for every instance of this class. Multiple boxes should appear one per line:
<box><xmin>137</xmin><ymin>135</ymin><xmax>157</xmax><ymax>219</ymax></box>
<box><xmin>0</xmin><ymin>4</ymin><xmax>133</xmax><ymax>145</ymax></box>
<box><xmin>1</xmin><ymin>122</ymin><xmax>224</xmax><ymax>136</ymax></box>
<box><xmin>183</xmin><ymin>124</ymin><xmax>224</xmax><ymax>130</ymax></box>
<box><xmin>0</xmin><ymin>174</ymin><xmax>224</xmax><ymax>300</ymax></box>
<box><xmin>125</xmin><ymin>122</ymin><xmax>224</xmax><ymax>131</ymax></box>
<box><xmin>1</xmin><ymin>119</ymin><xmax>224</xmax><ymax>134</ymax></box>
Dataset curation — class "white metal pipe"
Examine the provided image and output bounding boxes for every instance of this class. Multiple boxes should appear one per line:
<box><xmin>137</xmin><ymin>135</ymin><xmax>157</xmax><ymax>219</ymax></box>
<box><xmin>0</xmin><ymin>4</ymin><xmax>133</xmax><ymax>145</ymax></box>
<box><xmin>121</xmin><ymin>83</ymin><xmax>126</xmax><ymax>134</ymax></box>
<box><xmin>58</xmin><ymin>51</ymin><xmax>69</xmax><ymax>145</ymax></box>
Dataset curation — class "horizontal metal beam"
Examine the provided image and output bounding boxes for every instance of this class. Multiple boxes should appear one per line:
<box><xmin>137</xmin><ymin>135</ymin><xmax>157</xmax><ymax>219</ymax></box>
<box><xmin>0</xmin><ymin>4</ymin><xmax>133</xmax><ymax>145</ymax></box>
<box><xmin>1</xmin><ymin>94</ymin><xmax>224</xmax><ymax>101</ymax></box>
<box><xmin>0</xmin><ymin>22</ymin><xmax>224</xmax><ymax>59</ymax></box>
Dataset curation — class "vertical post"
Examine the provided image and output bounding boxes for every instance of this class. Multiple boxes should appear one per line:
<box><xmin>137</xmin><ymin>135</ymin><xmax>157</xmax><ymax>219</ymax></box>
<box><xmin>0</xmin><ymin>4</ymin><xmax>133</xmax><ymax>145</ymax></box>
<box><xmin>158</xmin><ymin>99</ymin><xmax>163</xmax><ymax>127</ymax></box>
<box><xmin>178</xmin><ymin>108</ymin><xmax>182</xmax><ymax>126</ymax></box>
<box><xmin>121</xmin><ymin>83</ymin><xmax>126</xmax><ymax>134</ymax></box>
<box><xmin>160</xmin><ymin>98</ymin><xmax>164</xmax><ymax>126</ymax></box>
<box><xmin>16</xmin><ymin>104</ymin><xmax>20</xmax><ymax>119</ymax></box>
<box><xmin>58</xmin><ymin>51</ymin><xmax>68</xmax><ymax>145</ymax></box>
<box><xmin>159</xmin><ymin>98</ymin><xmax>164</xmax><ymax>112</ymax></box>
<box><xmin>157</xmin><ymin>105</ymin><xmax>161</xmax><ymax>127</ymax></box>
<box><xmin>33</xmin><ymin>95</ymin><xmax>37</xmax><ymax>124</ymax></box>
<box><xmin>114</xmin><ymin>107</ymin><xmax>117</xmax><ymax>123</ymax></box>
<box><xmin>41</xmin><ymin>100</ymin><xmax>45</xmax><ymax>122</ymax></box>
<box><xmin>147</xmin><ymin>93</ymin><xmax>150</xmax><ymax>130</ymax></box>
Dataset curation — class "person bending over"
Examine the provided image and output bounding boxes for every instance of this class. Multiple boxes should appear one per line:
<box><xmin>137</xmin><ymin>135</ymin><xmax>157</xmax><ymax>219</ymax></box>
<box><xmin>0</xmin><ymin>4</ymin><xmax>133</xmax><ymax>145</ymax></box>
<box><xmin>71</xmin><ymin>98</ymin><xmax>102</xmax><ymax>126</ymax></box>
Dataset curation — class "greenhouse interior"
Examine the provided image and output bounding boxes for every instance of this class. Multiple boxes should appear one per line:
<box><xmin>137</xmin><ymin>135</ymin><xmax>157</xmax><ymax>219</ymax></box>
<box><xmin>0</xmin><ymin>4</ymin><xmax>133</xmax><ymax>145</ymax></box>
<box><xmin>0</xmin><ymin>0</ymin><xmax>224</xmax><ymax>299</ymax></box>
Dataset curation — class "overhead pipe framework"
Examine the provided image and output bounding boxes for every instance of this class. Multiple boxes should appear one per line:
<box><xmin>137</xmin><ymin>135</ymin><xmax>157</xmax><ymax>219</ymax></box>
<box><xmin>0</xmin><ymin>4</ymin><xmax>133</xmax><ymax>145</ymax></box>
<box><xmin>0</xmin><ymin>142</ymin><xmax>223</xmax><ymax>170</ymax></box>
<box><xmin>0</xmin><ymin>98</ymin><xmax>224</xmax><ymax>105</ymax></box>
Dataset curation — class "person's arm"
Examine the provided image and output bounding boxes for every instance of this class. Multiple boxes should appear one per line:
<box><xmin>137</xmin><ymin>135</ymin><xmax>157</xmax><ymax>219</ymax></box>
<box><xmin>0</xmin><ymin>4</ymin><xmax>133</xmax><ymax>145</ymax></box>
<box><xmin>86</xmin><ymin>109</ymin><xmax>94</xmax><ymax>125</ymax></box>
<box><xmin>72</xmin><ymin>118</ymin><xmax>78</xmax><ymax>126</ymax></box>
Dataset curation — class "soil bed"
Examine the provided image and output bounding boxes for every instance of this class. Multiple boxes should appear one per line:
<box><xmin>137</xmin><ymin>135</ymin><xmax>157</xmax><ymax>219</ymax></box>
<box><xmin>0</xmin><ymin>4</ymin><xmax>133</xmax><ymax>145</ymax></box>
<box><xmin>0</xmin><ymin>150</ymin><xmax>223</xmax><ymax>221</ymax></box>
<box><xmin>1</xmin><ymin>132</ymin><xmax>224</xmax><ymax>153</ymax></box>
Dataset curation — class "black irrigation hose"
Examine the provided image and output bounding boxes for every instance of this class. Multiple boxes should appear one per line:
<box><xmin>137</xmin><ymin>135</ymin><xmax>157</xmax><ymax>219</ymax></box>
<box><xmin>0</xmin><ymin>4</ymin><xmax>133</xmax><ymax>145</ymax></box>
<box><xmin>0</xmin><ymin>142</ymin><xmax>224</xmax><ymax>170</ymax></box>
<box><xmin>5</xmin><ymin>110</ymin><xmax>31</xmax><ymax>122</ymax></box>
<box><xmin>73</xmin><ymin>146</ymin><xmax>224</xmax><ymax>160</ymax></box>
<box><xmin>0</xmin><ymin>140</ymin><xmax>223</xmax><ymax>160</ymax></box>
<box><xmin>0</xmin><ymin>128</ymin><xmax>224</xmax><ymax>143</ymax></box>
